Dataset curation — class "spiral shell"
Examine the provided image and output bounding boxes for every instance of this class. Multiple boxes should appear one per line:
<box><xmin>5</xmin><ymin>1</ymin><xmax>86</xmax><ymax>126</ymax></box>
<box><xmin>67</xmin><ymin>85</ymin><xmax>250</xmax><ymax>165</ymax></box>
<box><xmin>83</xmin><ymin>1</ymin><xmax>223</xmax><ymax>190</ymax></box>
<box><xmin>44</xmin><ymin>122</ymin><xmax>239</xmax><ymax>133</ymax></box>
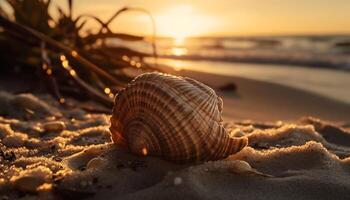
<box><xmin>110</xmin><ymin>72</ymin><xmax>248</xmax><ymax>162</ymax></box>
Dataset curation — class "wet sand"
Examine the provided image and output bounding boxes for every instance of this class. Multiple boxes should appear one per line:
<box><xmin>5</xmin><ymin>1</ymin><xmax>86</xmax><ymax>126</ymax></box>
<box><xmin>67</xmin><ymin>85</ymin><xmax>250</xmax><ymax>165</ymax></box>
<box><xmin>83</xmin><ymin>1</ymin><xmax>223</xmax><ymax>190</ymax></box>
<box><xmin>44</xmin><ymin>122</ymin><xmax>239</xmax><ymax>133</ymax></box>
<box><xmin>157</xmin><ymin>59</ymin><xmax>350</xmax><ymax>104</ymax></box>
<box><xmin>174</xmin><ymin>69</ymin><xmax>350</xmax><ymax>122</ymax></box>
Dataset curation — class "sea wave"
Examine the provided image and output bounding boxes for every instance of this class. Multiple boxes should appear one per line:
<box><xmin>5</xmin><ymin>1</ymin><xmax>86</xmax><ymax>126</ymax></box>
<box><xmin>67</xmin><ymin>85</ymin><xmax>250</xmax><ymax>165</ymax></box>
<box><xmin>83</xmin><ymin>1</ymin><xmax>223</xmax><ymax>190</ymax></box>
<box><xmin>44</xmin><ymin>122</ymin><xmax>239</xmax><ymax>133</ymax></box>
<box><xmin>108</xmin><ymin>35</ymin><xmax>350</xmax><ymax>70</ymax></box>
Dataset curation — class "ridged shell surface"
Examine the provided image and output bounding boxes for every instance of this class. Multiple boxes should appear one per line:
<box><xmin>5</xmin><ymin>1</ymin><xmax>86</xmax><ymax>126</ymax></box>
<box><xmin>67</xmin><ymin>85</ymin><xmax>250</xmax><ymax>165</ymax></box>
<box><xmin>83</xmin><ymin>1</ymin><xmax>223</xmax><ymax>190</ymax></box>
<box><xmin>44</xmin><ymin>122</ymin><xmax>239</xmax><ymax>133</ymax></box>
<box><xmin>110</xmin><ymin>72</ymin><xmax>247</xmax><ymax>162</ymax></box>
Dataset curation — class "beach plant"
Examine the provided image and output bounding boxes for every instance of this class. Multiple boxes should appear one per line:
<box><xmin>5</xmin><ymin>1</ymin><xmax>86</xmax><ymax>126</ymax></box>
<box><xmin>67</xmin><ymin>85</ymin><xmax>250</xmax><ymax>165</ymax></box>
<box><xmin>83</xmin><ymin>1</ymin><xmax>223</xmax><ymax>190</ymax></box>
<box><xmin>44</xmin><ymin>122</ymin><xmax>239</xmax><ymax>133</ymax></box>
<box><xmin>0</xmin><ymin>0</ymin><xmax>158</xmax><ymax>108</ymax></box>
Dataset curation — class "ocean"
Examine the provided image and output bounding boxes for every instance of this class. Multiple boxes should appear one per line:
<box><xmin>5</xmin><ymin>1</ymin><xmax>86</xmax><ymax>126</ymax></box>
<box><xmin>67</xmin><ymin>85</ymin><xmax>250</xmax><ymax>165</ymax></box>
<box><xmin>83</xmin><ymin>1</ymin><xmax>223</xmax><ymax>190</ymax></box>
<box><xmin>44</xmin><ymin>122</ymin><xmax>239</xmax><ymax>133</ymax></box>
<box><xmin>108</xmin><ymin>35</ymin><xmax>350</xmax><ymax>103</ymax></box>
<box><xmin>110</xmin><ymin>35</ymin><xmax>350</xmax><ymax>70</ymax></box>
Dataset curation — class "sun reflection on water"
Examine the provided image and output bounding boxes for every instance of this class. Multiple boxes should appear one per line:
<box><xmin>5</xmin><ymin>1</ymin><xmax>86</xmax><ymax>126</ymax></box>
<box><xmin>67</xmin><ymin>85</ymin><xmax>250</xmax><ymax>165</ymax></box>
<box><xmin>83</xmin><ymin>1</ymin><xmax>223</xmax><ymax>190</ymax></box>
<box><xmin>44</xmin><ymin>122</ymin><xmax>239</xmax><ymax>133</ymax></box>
<box><xmin>168</xmin><ymin>36</ymin><xmax>188</xmax><ymax>56</ymax></box>
<box><xmin>174</xmin><ymin>36</ymin><xmax>186</xmax><ymax>46</ymax></box>
<box><xmin>171</xmin><ymin>47</ymin><xmax>188</xmax><ymax>56</ymax></box>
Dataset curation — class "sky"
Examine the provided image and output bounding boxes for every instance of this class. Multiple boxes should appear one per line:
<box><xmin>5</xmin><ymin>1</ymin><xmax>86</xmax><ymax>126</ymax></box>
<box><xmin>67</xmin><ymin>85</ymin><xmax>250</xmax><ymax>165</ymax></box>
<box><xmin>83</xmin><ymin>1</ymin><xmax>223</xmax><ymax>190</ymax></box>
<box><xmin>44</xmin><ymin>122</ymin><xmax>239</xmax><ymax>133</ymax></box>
<box><xmin>3</xmin><ymin>0</ymin><xmax>350</xmax><ymax>38</ymax></box>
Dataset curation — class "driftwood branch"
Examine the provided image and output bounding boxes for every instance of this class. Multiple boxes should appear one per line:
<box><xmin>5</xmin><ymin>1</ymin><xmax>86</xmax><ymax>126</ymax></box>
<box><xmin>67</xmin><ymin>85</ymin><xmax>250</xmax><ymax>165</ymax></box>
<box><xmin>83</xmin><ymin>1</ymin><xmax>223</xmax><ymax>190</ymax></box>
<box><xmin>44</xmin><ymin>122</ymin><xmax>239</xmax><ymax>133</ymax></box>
<box><xmin>0</xmin><ymin>15</ymin><xmax>122</xmax><ymax>86</ymax></box>
<box><xmin>58</xmin><ymin>54</ymin><xmax>113</xmax><ymax>107</ymax></box>
<box><xmin>102</xmin><ymin>7</ymin><xmax>158</xmax><ymax>68</ymax></box>
<box><xmin>40</xmin><ymin>42</ymin><xmax>64</xmax><ymax>102</ymax></box>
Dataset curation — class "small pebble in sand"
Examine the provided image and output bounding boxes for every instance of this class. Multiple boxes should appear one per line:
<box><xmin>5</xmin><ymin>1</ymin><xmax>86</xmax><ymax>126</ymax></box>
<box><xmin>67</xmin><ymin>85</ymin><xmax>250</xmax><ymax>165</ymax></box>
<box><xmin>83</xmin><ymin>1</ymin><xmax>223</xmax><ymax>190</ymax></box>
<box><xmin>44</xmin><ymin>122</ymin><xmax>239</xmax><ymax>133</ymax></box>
<box><xmin>86</xmin><ymin>157</ymin><xmax>105</xmax><ymax>169</ymax></box>
<box><xmin>32</xmin><ymin>124</ymin><xmax>44</xmax><ymax>133</ymax></box>
<box><xmin>231</xmin><ymin>160</ymin><xmax>253</xmax><ymax>174</ymax></box>
<box><xmin>13</xmin><ymin>176</ymin><xmax>46</xmax><ymax>193</ymax></box>
<box><xmin>231</xmin><ymin>160</ymin><xmax>274</xmax><ymax>177</ymax></box>
<box><xmin>2</xmin><ymin>134</ymin><xmax>25</xmax><ymax>147</ymax></box>
<box><xmin>45</xmin><ymin>116</ymin><xmax>57</xmax><ymax>121</ymax></box>
<box><xmin>42</xmin><ymin>121</ymin><xmax>66</xmax><ymax>132</ymax></box>
<box><xmin>173</xmin><ymin>177</ymin><xmax>182</xmax><ymax>185</ymax></box>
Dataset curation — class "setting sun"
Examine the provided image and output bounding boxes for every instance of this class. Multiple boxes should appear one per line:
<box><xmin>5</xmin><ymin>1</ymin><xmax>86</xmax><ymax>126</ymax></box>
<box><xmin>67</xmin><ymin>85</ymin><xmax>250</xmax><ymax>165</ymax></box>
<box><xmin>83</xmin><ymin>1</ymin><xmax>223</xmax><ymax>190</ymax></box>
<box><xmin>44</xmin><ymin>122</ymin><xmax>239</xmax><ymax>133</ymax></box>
<box><xmin>155</xmin><ymin>5</ymin><xmax>218</xmax><ymax>38</ymax></box>
<box><xmin>34</xmin><ymin>0</ymin><xmax>350</xmax><ymax>37</ymax></box>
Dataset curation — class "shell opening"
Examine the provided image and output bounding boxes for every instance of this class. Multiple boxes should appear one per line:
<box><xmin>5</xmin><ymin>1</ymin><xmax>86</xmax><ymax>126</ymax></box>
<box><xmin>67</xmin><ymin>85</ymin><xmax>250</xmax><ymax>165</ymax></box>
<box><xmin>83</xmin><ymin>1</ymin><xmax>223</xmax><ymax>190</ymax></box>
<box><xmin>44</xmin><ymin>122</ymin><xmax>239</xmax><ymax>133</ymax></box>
<box><xmin>127</xmin><ymin>134</ymin><xmax>150</xmax><ymax>157</ymax></box>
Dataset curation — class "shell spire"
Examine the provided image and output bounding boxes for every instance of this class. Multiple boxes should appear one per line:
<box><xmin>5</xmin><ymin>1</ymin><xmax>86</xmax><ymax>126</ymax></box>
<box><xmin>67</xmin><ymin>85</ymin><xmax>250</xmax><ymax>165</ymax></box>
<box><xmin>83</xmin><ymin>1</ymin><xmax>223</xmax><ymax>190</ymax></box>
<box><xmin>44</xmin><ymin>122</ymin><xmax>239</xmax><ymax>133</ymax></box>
<box><xmin>110</xmin><ymin>72</ymin><xmax>248</xmax><ymax>162</ymax></box>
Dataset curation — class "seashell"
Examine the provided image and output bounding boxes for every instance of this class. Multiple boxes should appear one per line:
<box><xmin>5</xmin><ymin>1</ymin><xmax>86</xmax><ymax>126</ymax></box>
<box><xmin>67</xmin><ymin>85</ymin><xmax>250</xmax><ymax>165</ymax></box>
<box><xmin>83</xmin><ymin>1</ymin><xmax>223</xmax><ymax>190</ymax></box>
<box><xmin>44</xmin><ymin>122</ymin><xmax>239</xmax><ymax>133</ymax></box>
<box><xmin>110</xmin><ymin>72</ymin><xmax>248</xmax><ymax>162</ymax></box>
<box><xmin>42</xmin><ymin>121</ymin><xmax>66</xmax><ymax>132</ymax></box>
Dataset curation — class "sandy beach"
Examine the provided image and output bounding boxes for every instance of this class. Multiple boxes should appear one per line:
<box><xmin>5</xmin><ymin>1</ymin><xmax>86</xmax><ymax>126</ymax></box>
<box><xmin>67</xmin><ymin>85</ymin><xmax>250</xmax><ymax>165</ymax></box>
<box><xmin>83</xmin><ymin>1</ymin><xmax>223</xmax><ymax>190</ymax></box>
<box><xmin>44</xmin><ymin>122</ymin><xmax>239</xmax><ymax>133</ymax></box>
<box><xmin>1</xmin><ymin>70</ymin><xmax>350</xmax><ymax>199</ymax></box>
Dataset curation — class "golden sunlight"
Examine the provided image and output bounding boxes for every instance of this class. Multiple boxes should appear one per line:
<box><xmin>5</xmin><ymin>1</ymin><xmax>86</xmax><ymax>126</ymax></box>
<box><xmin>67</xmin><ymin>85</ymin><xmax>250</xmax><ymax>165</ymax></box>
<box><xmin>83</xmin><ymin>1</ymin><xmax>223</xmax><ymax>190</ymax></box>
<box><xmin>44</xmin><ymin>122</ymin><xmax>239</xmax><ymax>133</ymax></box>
<box><xmin>170</xmin><ymin>47</ymin><xmax>188</xmax><ymax>56</ymax></box>
<box><xmin>155</xmin><ymin>5</ymin><xmax>218</xmax><ymax>38</ymax></box>
<box><xmin>174</xmin><ymin>36</ymin><xmax>186</xmax><ymax>46</ymax></box>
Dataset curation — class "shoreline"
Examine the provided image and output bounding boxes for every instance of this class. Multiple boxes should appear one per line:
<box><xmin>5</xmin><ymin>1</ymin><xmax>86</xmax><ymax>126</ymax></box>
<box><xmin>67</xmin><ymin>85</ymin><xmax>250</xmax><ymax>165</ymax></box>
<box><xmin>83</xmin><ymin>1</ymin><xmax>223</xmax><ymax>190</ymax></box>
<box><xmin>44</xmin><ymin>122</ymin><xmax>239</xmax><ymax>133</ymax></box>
<box><xmin>167</xmin><ymin>68</ymin><xmax>350</xmax><ymax>122</ymax></box>
<box><xmin>157</xmin><ymin>55</ymin><xmax>350</xmax><ymax>71</ymax></box>
<box><xmin>156</xmin><ymin>58</ymin><xmax>350</xmax><ymax>104</ymax></box>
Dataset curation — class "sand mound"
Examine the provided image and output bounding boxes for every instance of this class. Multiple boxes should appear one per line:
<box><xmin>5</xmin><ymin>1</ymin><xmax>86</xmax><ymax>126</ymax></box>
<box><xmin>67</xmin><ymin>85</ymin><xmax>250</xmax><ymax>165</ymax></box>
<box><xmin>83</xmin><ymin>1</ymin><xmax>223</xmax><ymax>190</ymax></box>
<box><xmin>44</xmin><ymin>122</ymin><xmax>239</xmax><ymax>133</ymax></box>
<box><xmin>1</xmin><ymin>91</ymin><xmax>350</xmax><ymax>199</ymax></box>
